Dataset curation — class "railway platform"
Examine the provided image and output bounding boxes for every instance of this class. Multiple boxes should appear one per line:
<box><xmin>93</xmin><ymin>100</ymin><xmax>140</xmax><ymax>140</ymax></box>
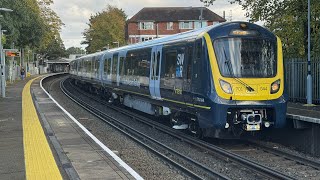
<box><xmin>0</xmin><ymin>75</ymin><xmax>141</xmax><ymax>179</ymax></box>
<box><xmin>287</xmin><ymin>102</ymin><xmax>320</xmax><ymax>125</ymax></box>
<box><xmin>267</xmin><ymin>102</ymin><xmax>320</xmax><ymax>157</ymax></box>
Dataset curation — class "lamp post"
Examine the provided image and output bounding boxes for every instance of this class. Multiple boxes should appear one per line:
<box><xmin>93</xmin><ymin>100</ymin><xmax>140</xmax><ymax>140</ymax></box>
<box><xmin>306</xmin><ymin>0</ymin><xmax>312</xmax><ymax>105</ymax></box>
<box><xmin>199</xmin><ymin>0</ymin><xmax>211</xmax><ymax>28</ymax></box>
<box><xmin>0</xmin><ymin>7</ymin><xmax>13</xmax><ymax>98</ymax></box>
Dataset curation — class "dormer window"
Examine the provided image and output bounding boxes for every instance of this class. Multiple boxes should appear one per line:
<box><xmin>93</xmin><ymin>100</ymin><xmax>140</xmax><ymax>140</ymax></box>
<box><xmin>139</xmin><ymin>22</ymin><xmax>154</xmax><ymax>30</ymax></box>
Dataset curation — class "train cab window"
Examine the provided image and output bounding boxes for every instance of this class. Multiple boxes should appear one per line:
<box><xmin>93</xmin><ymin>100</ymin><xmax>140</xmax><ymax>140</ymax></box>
<box><xmin>164</xmin><ymin>51</ymin><xmax>177</xmax><ymax>78</ymax></box>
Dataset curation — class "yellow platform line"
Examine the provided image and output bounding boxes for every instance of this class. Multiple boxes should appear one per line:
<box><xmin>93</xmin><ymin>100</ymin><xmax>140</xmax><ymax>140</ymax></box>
<box><xmin>22</xmin><ymin>77</ymin><xmax>62</xmax><ymax>180</ymax></box>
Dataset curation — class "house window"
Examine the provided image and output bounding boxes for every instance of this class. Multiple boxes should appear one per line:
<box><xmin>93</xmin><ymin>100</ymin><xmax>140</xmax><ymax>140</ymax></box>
<box><xmin>139</xmin><ymin>22</ymin><xmax>154</xmax><ymax>30</ymax></box>
<box><xmin>167</xmin><ymin>22</ymin><xmax>173</xmax><ymax>30</ymax></box>
<box><xmin>179</xmin><ymin>21</ymin><xmax>192</xmax><ymax>29</ymax></box>
<box><xmin>194</xmin><ymin>21</ymin><xmax>207</xmax><ymax>29</ymax></box>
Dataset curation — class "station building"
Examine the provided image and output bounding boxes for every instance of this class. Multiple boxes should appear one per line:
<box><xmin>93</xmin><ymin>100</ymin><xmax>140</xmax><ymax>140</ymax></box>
<box><xmin>126</xmin><ymin>7</ymin><xmax>226</xmax><ymax>44</ymax></box>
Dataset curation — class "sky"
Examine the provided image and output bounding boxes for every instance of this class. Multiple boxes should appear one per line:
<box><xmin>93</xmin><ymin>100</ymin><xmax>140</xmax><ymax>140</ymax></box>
<box><xmin>50</xmin><ymin>0</ymin><xmax>248</xmax><ymax>49</ymax></box>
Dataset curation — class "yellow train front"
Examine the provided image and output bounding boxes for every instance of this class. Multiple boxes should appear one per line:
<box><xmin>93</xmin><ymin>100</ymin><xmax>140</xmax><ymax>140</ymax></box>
<box><xmin>198</xmin><ymin>22</ymin><xmax>288</xmax><ymax>138</ymax></box>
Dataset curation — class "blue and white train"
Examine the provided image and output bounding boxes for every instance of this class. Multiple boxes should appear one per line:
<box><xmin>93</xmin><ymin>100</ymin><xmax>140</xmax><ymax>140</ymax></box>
<box><xmin>69</xmin><ymin>22</ymin><xmax>288</xmax><ymax>138</ymax></box>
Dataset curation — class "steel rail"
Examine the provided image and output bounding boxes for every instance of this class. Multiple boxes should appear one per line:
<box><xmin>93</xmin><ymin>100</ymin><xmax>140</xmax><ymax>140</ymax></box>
<box><xmin>60</xmin><ymin>78</ymin><xmax>228</xmax><ymax>180</ymax></box>
<box><xmin>66</xmin><ymin>77</ymin><xmax>295</xmax><ymax>180</ymax></box>
<box><xmin>246</xmin><ymin>140</ymin><xmax>320</xmax><ymax>170</ymax></box>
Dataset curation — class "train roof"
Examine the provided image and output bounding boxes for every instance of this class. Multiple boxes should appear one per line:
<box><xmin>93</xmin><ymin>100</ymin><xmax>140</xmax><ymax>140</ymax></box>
<box><xmin>109</xmin><ymin>24</ymin><xmax>217</xmax><ymax>53</ymax></box>
<box><xmin>72</xmin><ymin>21</ymin><xmax>271</xmax><ymax>62</ymax></box>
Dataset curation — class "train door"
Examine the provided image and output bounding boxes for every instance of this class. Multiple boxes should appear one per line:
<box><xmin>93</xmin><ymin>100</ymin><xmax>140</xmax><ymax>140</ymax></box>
<box><xmin>183</xmin><ymin>44</ymin><xmax>194</xmax><ymax>105</ymax></box>
<box><xmin>111</xmin><ymin>53</ymin><xmax>119</xmax><ymax>86</ymax></box>
<box><xmin>117</xmin><ymin>51</ymin><xmax>127</xmax><ymax>86</ymax></box>
<box><xmin>149</xmin><ymin>45</ymin><xmax>163</xmax><ymax>100</ymax></box>
<box><xmin>102</xmin><ymin>53</ymin><xmax>112</xmax><ymax>85</ymax></box>
<box><xmin>192</xmin><ymin>39</ymin><xmax>203</xmax><ymax>93</ymax></box>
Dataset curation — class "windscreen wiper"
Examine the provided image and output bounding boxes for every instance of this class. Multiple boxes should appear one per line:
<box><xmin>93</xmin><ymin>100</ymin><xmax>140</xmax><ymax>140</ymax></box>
<box><xmin>223</xmin><ymin>48</ymin><xmax>255</xmax><ymax>92</ymax></box>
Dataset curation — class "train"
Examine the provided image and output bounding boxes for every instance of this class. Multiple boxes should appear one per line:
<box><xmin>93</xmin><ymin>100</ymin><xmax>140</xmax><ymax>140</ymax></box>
<box><xmin>69</xmin><ymin>21</ymin><xmax>288</xmax><ymax>138</ymax></box>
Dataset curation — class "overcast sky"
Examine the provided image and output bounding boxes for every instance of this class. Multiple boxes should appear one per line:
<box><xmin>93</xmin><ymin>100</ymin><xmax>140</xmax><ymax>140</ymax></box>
<box><xmin>50</xmin><ymin>0</ymin><xmax>248</xmax><ymax>49</ymax></box>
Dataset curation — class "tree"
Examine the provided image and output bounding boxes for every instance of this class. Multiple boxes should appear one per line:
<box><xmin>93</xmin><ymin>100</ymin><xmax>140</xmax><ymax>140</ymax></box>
<box><xmin>66</xmin><ymin>47</ymin><xmax>86</xmax><ymax>57</ymax></box>
<box><xmin>82</xmin><ymin>5</ymin><xmax>127</xmax><ymax>53</ymax></box>
<box><xmin>0</xmin><ymin>0</ymin><xmax>65</xmax><ymax>60</ymax></box>
<box><xmin>200</xmin><ymin>0</ymin><xmax>216</xmax><ymax>7</ymax></box>
<box><xmin>0</xmin><ymin>0</ymin><xmax>46</xmax><ymax>48</ymax></box>
<box><xmin>36</xmin><ymin>0</ymin><xmax>65</xmax><ymax>59</ymax></box>
<box><xmin>39</xmin><ymin>34</ymin><xmax>66</xmax><ymax>60</ymax></box>
<box><xmin>230</xmin><ymin>0</ymin><xmax>320</xmax><ymax>58</ymax></box>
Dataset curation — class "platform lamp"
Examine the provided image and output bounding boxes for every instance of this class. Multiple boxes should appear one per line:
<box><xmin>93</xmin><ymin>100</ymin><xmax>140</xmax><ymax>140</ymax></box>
<box><xmin>306</xmin><ymin>0</ymin><xmax>312</xmax><ymax>105</ymax></box>
<box><xmin>0</xmin><ymin>7</ymin><xmax>13</xmax><ymax>98</ymax></box>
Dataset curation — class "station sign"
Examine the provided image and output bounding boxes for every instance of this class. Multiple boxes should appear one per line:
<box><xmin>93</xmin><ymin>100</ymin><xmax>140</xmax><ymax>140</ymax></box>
<box><xmin>6</xmin><ymin>51</ymin><xmax>20</xmax><ymax>57</ymax></box>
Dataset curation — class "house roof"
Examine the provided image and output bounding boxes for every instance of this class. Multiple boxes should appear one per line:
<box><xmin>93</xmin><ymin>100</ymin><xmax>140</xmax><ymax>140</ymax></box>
<box><xmin>128</xmin><ymin>7</ymin><xmax>226</xmax><ymax>22</ymax></box>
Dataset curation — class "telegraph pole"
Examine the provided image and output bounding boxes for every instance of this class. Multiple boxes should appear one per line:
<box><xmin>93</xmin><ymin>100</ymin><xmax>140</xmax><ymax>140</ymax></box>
<box><xmin>306</xmin><ymin>0</ymin><xmax>312</xmax><ymax>104</ymax></box>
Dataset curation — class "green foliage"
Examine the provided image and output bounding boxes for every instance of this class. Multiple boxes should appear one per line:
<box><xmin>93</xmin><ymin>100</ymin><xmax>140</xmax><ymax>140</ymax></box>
<box><xmin>36</xmin><ymin>0</ymin><xmax>65</xmax><ymax>59</ymax></box>
<box><xmin>66</xmin><ymin>47</ymin><xmax>86</xmax><ymax>57</ymax></box>
<box><xmin>200</xmin><ymin>0</ymin><xmax>216</xmax><ymax>7</ymax></box>
<box><xmin>0</xmin><ymin>0</ymin><xmax>65</xmax><ymax>60</ymax></box>
<box><xmin>82</xmin><ymin>5</ymin><xmax>127</xmax><ymax>53</ymax></box>
<box><xmin>39</xmin><ymin>33</ymin><xmax>65</xmax><ymax>60</ymax></box>
<box><xmin>231</xmin><ymin>0</ymin><xmax>320</xmax><ymax>58</ymax></box>
<box><xmin>0</xmin><ymin>0</ymin><xmax>45</xmax><ymax>48</ymax></box>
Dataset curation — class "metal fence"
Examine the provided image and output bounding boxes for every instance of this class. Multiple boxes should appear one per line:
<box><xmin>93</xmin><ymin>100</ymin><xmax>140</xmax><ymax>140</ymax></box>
<box><xmin>285</xmin><ymin>58</ymin><xmax>320</xmax><ymax>104</ymax></box>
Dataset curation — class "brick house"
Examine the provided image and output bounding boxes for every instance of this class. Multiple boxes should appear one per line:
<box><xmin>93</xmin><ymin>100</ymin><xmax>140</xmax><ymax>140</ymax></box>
<box><xmin>126</xmin><ymin>7</ymin><xmax>226</xmax><ymax>44</ymax></box>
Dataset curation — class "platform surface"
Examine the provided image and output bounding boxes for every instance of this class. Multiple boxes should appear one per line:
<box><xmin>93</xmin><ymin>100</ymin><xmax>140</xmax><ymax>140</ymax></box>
<box><xmin>0</xmin><ymin>75</ymin><xmax>138</xmax><ymax>180</ymax></box>
<box><xmin>0</xmin><ymin>77</ymin><xmax>31</xmax><ymax>179</ymax></box>
<box><xmin>287</xmin><ymin>102</ymin><xmax>320</xmax><ymax>124</ymax></box>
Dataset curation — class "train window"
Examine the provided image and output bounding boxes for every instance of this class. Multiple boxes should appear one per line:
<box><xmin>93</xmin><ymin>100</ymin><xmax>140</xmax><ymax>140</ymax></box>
<box><xmin>88</xmin><ymin>59</ymin><xmax>92</xmax><ymax>73</ymax></box>
<box><xmin>112</xmin><ymin>55</ymin><xmax>118</xmax><ymax>74</ymax></box>
<box><xmin>96</xmin><ymin>59</ymin><xmax>100</xmax><ymax>75</ymax></box>
<box><xmin>104</xmin><ymin>58</ymin><xmax>109</xmax><ymax>75</ymax></box>
<box><xmin>132</xmin><ymin>55</ymin><xmax>139</xmax><ymax>76</ymax></box>
<box><xmin>151</xmin><ymin>52</ymin><xmax>156</xmax><ymax>77</ymax></box>
<box><xmin>124</xmin><ymin>55</ymin><xmax>132</xmax><ymax>75</ymax></box>
<box><xmin>138</xmin><ymin>58</ymin><xmax>148</xmax><ymax>76</ymax></box>
<box><xmin>155</xmin><ymin>52</ymin><xmax>161</xmax><ymax>77</ymax></box>
<box><xmin>164</xmin><ymin>51</ymin><xmax>177</xmax><ymax>78</ymax></box>
<box><xmin>119</xmin><ymin>57</ymin><xmax>125</xmax><ymax>76</ymax></box>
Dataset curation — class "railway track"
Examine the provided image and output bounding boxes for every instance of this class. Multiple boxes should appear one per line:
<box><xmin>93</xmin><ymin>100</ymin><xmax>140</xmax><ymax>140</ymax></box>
<box><xmin>60</xmin><ymin>77</ymin><xmax>227</xmax><ymax>180</ymax></box>
<box><xmin>59</xmin><ymin>76</ymin><xmax>319</xmax><ymax>179</ymax></box>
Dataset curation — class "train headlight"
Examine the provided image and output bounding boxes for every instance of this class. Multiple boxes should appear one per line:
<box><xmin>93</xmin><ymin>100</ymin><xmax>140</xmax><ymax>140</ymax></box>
<box><xmin>270</xmin><ymin>79</ymin><xmax>280</xmax><ymax>94</ymax></box>
<box><xmin>219</xmin><ymin>79</ymin><xmax>233</xmax><ymax>94</ymax></box>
